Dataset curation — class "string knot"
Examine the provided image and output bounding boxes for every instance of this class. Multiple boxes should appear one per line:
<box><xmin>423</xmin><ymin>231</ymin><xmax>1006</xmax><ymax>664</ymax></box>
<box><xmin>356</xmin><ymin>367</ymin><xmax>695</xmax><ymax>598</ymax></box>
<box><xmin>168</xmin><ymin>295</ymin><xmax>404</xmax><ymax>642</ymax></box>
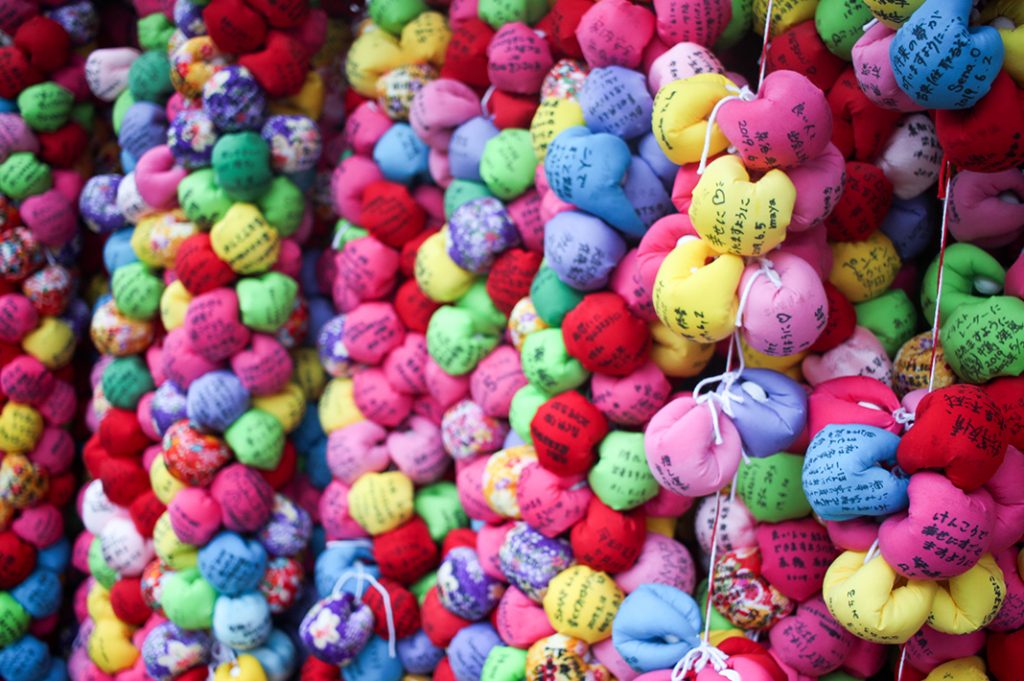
<box><xmin>892</xmin><ymin>407</ymin><xmax>915</xmax><ymax>427</ymax></box>
<box><xmin>671</xmin><ymin>641</ymin><xmax>730</xmax><ymax>680</ymax></box>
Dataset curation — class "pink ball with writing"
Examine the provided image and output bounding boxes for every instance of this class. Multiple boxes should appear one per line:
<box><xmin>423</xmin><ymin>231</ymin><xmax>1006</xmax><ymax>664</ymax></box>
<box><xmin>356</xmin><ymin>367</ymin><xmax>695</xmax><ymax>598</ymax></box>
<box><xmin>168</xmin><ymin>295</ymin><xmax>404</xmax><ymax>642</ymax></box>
<box><xmin>168</xmin><ymin>487</ymin><xmax>222</xmax><ymax>546</ymax></box>
<box><xmin>652</xmin><ymin>0</ymin><xmax>731</xmax><ymax>48</ymax></box>
<box><xmin>494</xmin><ymin>585</ymin><xmax>555</xmax><ymax>648</ymax></box>
<box><xmin>647</xmin><ymin>42</ymin><xmax>724</xmax><ymax>94</ymax></box>
<box><xmin>787</xmin><ymin>143</ymin><xmax>845</xmax><ymax>232</ymax></box>
<box><xmin>802</xmin><ymin>326</ymin><xmax>892</xmax><ymax>387</ymax></box>
<box><xmin>591</xmin><ymin>359</ymin><xmax>670</xmax><ymax>426</ymax></box>
<box><xmin>470</xmin><ymin>346</ymin><xmax>528</xmax><ymax>419</ymax></box>
<box><xmin>487</xmin><ymin>23</ymin><xmax>553</xmax><ymax>95</ymax></box>
<box><xmin>184</xmin><ymin>288</ymin><xmax>251</xmax><ymax>363</ymax></box>
<box><xmin>614</xmin><ymin>533</ymin><xmax>695</xmax><ymax>594</ymax></box>
<box><xmin>739</xmin><ymin>251</ymin><xmax>828</xmax><ymax>357</ymax></box>
<box><xmin>516</xmin><ymin>462</ymin><xmax>591</xmax><ymax>538</ymax></box>
<box><xmin>769</xmin><ymin>596</ymin><xmax>854</xmax><ymax>676</ymax></box>
<box><xmin>326</xmin><ymin>420</ymin><xmax>390</xmax><ymax>485</ymax></box>
<box><xmin>411</xmin><ymin>79</ymin><xmax>480</xmax><ymax>152</ymax></box>
<box><xmin>387</xmin><ymin>415</ymin><xmax>448</xmax><ymax>484</ymax></box>
<box><xmin>575</xmin><ymin>0</ymin><xmax>655</xmax><ymax>69</ymax></box>
<box><xmin>757</xmin><ymin>517</ymin><xmax>838</xmax><ymax>602</ymax></box>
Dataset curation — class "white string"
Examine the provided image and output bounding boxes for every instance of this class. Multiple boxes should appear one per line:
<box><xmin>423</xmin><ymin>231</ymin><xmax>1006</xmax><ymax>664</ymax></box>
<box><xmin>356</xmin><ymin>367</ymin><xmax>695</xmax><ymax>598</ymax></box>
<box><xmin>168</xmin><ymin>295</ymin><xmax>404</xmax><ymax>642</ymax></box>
<box><xmin>896</xmin><ymin>645</ymin><xmax>908</xmax><ymax>681</ymax></box>
<box><xmin>863</xmin><ymin>17</ymin><xmax>879</xmax><ymax>31</ymax></box>
<box><xmin>696</xmin><ymin>87</ymin><xmax>753</xmax><ymax>176</ymax></box>
<box><xmin>480</xmin><ymin>85</ymin><xmax>496</xmax><ymax>118</ymax></box>
<box><xmin>862</xmin><ymin>538</ymin><xmax>881</xmax><ymax>565</ymax></box>
<box><xmin>757</xmin><ymin>0</ymin><xmax>775</xmax><ymax>90</ymax></box>
<box><xmin>927</xmin><ymin>176</ymin><xmax>953</xmax><ymax>393</ymax></box>
<box><xmin>331</xmin><ymin>564</ymin><xmax>398</xmax><ymax>658</ymax></box>
<box><xmin>892</xmin><ymin>407</ymin><xmax>915</xmax><ymax>427</ymax></box>
<box><xmin>734</xmin><ymin>258</ymin><xmax>783</xmax><ymax>330</ymax></box>
<box><xmin>693</xmin><ymin>332</ymin><xmax>746</xmax><ymax>445</ymax></box>
<box><xmin>672</xmin><ymin>491</ymin><xmax>730</xmax><ymax>680</ymax></box>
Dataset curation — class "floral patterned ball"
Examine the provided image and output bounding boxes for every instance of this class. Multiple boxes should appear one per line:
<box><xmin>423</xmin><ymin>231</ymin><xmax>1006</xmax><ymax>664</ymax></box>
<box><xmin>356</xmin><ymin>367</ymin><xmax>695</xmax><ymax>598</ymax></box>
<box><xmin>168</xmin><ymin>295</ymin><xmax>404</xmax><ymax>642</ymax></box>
<box><xmin>299</xmin><ymin>591</ymin><xmax>375</xmax><ymax>665</ymax></box>
<box><xmin>141</xmin><ymin>620</ymin><xmax>212</xmax><ymax>681</ymax></box>
<box><xmin>541</xmin><ymin>59</ymin><xmax>590</xmax><ymax>101</ymax></box>
<box><xmin>261</xmin><ymin>115</ymin><xmax>322</xmax><ymax>174</ymax></box>
<box><xmin>317</xmin><ymin>314</ymin><xmax>352</xmax><ymax>378</ymax></box>
<box><xmin>437</xmin><ymin>546</ymin><xmax>506</xmax><ymax>620</ymax></box>
<box><xmin>150</xmin><ymin>380</ymin><xmax>187</xmax><ymax>436</ymax></box>
<box><xmin>377</xmin><ymin>63</ymin><xmax>438</xmax><ymax>121</ymax></box>
<box><xmin>711</xmin><ymin>547</ymin><xmax>795</xmax><ymax>630</ymax></box>
<box><xmin>525</xmin><ymin>633</ymin><xmax>612</xmax><ymax>681</ymax></box>
<box><xmin>446</xmin><ymin>197</ymin><xmax>520</xmax><ymax>274</ymax></box>
<box><xmin>168</xmin><ymin>108</ymin><xmax>219</xmax><ymax>168</ymax></box>
<box><xmin>141</xmin><ymin>559</ymin><xmax>168</xmax><ymax>612</ymax></box>
<box><xmin>257</xmin><ymin>494</ymin><xmax>313</xmax><ymax>557</ymax></box>
<box><xmin>440</xmin><ymin>399</ymin><xmax>509</xmax><ymax>461</ymax></box>
<box><xmin>499</xmin><ymin>522</ymin><xmax>575</xmax><ymax>602</ymax></box>
<box><xmin>261</xmin><ymin>556</ymin><xmax>304</xmax><ymax>614</ymax></box>
<box><xmin>202</xmin><ymin>65</ymin><xmax>266</xmax><ymax>132</ymax></box>
<box><xmin>508</xmin><ymin>297</ymin><xmax>548</xmax><ymax>352</ymax></box>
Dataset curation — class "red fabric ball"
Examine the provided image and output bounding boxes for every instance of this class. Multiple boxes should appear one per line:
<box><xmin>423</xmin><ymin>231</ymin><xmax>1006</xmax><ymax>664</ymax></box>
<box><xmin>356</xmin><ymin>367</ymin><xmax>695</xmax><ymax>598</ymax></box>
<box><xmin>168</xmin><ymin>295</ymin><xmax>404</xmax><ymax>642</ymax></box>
<box><xmin>176</xmin><ymin>670</ymin><xmax>209</xmax><ymax>681</ymax></box>
<box><xmin>441</xmin><ymin>19</ymin><xmax>494</xmax><ymax>92</ymax></box>
<box><xmin>98</xmin><ymin>457</ymin><xmax>150</xmax><ymax>507</ymax></box>
<box><xmin>360</xmin><ymin>181</ymin><xmax>426</xmax><ymax>249</ymax></box>
<box><xmin>45</xmin><ymin>472</ymin><xmax>75</xmax><ymax>507</ymax></box>
<box><xmin>434</xmin><ymin>658</ymin><xmax>456</xmax><ymax>681</ymax></box>
<box><xmin>536</xmin><ymin>0</ymin><xmax>590</xmax><ymax>59</ymax></box>
<box><xmin>203</xmin><ymin>0</ymin><xmax>268</xmax><ymax>54</ymax></box>
<box><xmin>936</xmin><ymin>70</ymin><xmax>1024</xmax><ymax>173</ymax></box>
<box><xmin>825</xmin><ymin>161</ymin><xmax>893</xmax><ymax>242</ymax></box>
<box><xmin>245</xmin><ymin>0</ymin><xmax>309</xmax><ymax>28</ymax></box>
<box><xmin>530</xmin><ymin>390</ymin><xmax>609</xmax><ymax>476</ymax></box>
<box><xmin>37</xmin><ymin>123</ymin><xmax>89</xmax><ymax>168</ymax></box>
<box><xmin>718</xmin><ymin>638</ymin><xmax>788</xmax><ymax>681</ymax></box>
<box><xmin>0</xmin><ymin>531</ymin><xmax>36</xmax><ymax>589</ymax></box>
<box><xmin>362</xmin><ymin>577</ymin><xmax>420</xmax><ymax>639</ymax></box>
<box><xmin>394</xmin><ymin>278</ymin><xmax>440</xmax><ymax>334</ymax></box>
<box><xmin>83</xmin><ymin>435</ymin><xmax>110</xmax><ymax>479</ymax></box>
<box><xmin>238</xmin><ymin>31</ymin><xmax>309</xmax><ymax>98</ymax></box>
<box><xmin>130</xmin><ymin>490</ymin><xmax>165</xmax><ymax>538</ymax></box>
<box><xmin>175</xmin><ymin>233</ymin><xmax>237</xmax><ymax>295</ymax></box>
<box><xmin>258</xmin><ymin>441</ymin><xmax>296</xmax><ymax>490</ymax></box>
<box><xmin>400</xmin><ymin>228</ymin><xmax>438</xmax><ymax>278</ymax></box>
<box><xmin>110</xmin><ymin>577</ymin><xmax>151</xmax><ymax>626</ymax></box>
<box><xmin>809</xmin><ymin>281</ymin><xmax>855</xmax><ymax>353</ymax></box>
<box><xmin>486</xmin><ymin>89</ymin><xmax>539</xmax><ymax>129</ymax></box>
<box><xmin>570</xmin><ymin>497</ymin><xmax>645</xmax><ymax>573</ymax></box>
<box><xmin>988</xmin><ymin>629</ymin><xmax>1024</xmax><ymax>681</ymax></box>
<box><xmin>897</xmin><ymin>384</ymin><xmax>1008</xmax><ymax>491</ymax></box>
<box><xmin>827</xmin><ymin>67</ymin><xmax>902</xmax><ymax>162</ymax></box>
<box><xmin>0</xmin><ymin>46</ymin><xmax>44</xmax><ymax>99</ymax></box>
<box><xmin>422</xmin><ymin>586</ymin><xmax>471</xmax><ymax>647</ymax></box>
<box><xmin>562</xmin><ymin>291</ymin><xmax>650</xmax><ymax>376</ymax></box>
<box><xmin>985</xmin><ymin>377</ymin><xmax>1024</xmax><ymax>451</ymax></box>
<box><xmin>301</xmin><ymin>656</ymin><xmax>341</xmax><ymax>681</ymax></box>
<box><xmin>487</xmin><ymin>248</ymin><xmax>542</xmax><ymax>315</ymax></box>
<box><xmin>373</xmin><ymin>516</ymin><xmax>438</xmax><ymax>585</ymax></box>
<box><xmin>99</xmin><ymin>408</ymin><xmax>151</xmax><ymax>458</ymax></box>
<box><xmin>765</xmin><ymin>21</ymin><xmax>846</xmax><ymax>93</ymax></box>
<box><xmin>13</xmin><ymin>16</ymin><xmax>70</xmax><ymax>74</ymax></box>
<box><xmin>441</xmin><ymin>527</ymin><xmax>478</xmax><ymax>556</ymax></box>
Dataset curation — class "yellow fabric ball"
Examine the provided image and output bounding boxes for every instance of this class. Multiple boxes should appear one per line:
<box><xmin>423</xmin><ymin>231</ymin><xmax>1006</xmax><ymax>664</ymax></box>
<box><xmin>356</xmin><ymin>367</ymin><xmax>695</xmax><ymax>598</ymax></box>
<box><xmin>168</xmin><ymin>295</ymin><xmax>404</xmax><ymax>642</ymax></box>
<box><xmin>88</xmin><ymin>619</ymin><xmax>139</xmax><ymax>674</ymax></box>
<box><xmin>210</xmin><ymin>203</ymin><xmax>281</xmax><ymax>275</ymax></box>
<box><xmin>531</xmin><ymin>98</ymin><xmax>586</xmax><ymax>161</ymax></box>
<box><xmin>160</xmin><ymin>279</ymin><xmax>192</xmax><ymax>332</ymax></box>
<box><xmin>653</xmin><ymin>236</ymin><xmax>743</xmax><ymax>343</ymax></box>
<box><xmin>543</xmin><ymin>565</ymin><xmax>623</xmax><ymax>644</ymax></box>
<box><xmin>415</xmin><ymin>230</ymin><xmax>475</xmax><ymax>303</ymax></box>
<box><xmin>252</xmin><ymin>383</ymin><xmax>306</xmax><ymax>433</ymax></box>
<box><xmin>0</xmin><ymin>403</ymin><xmax>43</xmax><ymax>454</ymax></box>
<box><xmin>928</xmin><ymin>554</ymin><xmax>1005</xmax><ymax>635</ymax></box>
<box><xmin>22</xmin><ymin>317</ymin><xmax>75</xmax><ymax>369</ymax></box>
<box><xmin>348</xmin><ymin>471</ymin><xmax>415</xmax><ymax>535</ymax></box>
<box><xmin>828</xmin><ymin>232</ymin><xmax>901</xmax><ymax>303</ymax></box>
<box><xmin>651</xmin><ymin>74</ymin><xmax>736</xmax><ymax>164</ymax></box>
<box><xmin>649</xmin><ymin>321</ymin><xmax>715</xmax><ymax>378</ymax></box>
<box><xmin>318</xmin><ymin>378</ymin><xmax>364</xmax><ymax>434</ymax></box>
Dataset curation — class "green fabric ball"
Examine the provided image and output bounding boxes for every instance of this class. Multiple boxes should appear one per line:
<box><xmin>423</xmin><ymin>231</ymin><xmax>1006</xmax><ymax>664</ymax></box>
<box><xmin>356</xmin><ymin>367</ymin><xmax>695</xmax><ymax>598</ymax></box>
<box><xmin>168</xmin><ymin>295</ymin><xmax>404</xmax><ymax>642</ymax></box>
<box><xmin>178</xmin><ymin>169</ymin><xmax>234</xmax><ymax>227</ymax></box>
<box><xmin>480</xmin><ymin>129</ymin><xmax>537</xmax><ymax>200</ymax></box>
<box><xmin>530</xmin><ymin>265</ymin><xmax>584</xmax><ymax>327</ymax></box>
<box><xmin>128</xmin><ymin>50</ymin><xmax>174</xmax><ymax>103</ymax></box>
<box><xmin>410</xmin><ymin>571</ymin><xmax>437</xmax><ymax>604</ymax></box>
<box><xmin>415</xmin><ymin>482</ymin><xmax>469</xmax><ymax>542</ymax></box>
<box><xmin>112</xmin><ymin>89</ymin><xmax>135</xmax><ymax>135</ymax></box>
<box><xmin>509</xmin><ymin>383</ymin><xmax>551</xmax><ymax>443</ymax></box>
<box><xmin>521</xmin><ymin>328</ymin><xmax>589</xmax><ymax>394</ymax></box>
<box><xmin>0</xmin><ymin>593</ymin><xmax>30</xmax><ymax>648</ymax></box>
<box><xmin>111</xmin><ymin>262</ymin><xmax>165</xmax><ymax>321</ymax></box>
<box><xmin>426</xmin><ymin>306</ymin><xmax>499</xmax><ymax>376</ymax></box>
<box><xmin>225</xmin><ymin>409</ymin><xmax>285</xmax><ymax>470</ymax></box>
<box><xmin>237</xmin><ymin>272</ymin><xmax>298</xmax><ymax>333</ymax></box>
<box><xmin>456</xmin><ymin>281</ymin><xmax>507</xmax><ymax>336</ymax></box>
<box><xmin>855</xmin><ymin>288</ymin><xmax>917</xmax><ymax>357</ymax></box>
<box><xmin>137</xmin><ymin>13</ymin><xmax>176</xmax><ymax>51</ymax></box>
<box><xmin>212</xmin><ymin>132</ymin><xmax>273</xmax><ymax>202</ymax></box>
<box><xmin>735</xmin><ymin>452</ymin><xmax>811</xmax><ymax>523</ymax></box>
<box><xmin>102</xmin><ymin>355</ymin><xmax>155</xmax><ymax>410</ymax></box>
<box><xmin>258</xmin><ymin>176</ymin><xmax>305</xmax><ymax>237</ymax></box>
<box><xmin>921</xmin><ymin>243</ymin><xmax>1005</xmax><ymax>325</ymax></box>
<box><xmin>589</xmin><ymin>430</ymin><xmax>659</xmax><ymax>511</ymax></box>
<box><xmin>940</xmin><ymin>296</ymin><xmax>1024</xmax><ymax>384</ymax></box>
<box><xmin>88</xmin><ymin>538</ymin><xmax>119</xmax><ymax>590</ymax></box>
<box><xmin>332</xmin><ymin>219</ymin><xmax>369</xmax><ymax>249</ymax></box>
<box><xmin>0</xmin><ymin>153</ymin><xmax>52</xmax><ymax>200</ymax></box>
<box><xmin>716</xmin><ymin>0</ymin><xmax>753</xmax><ymax>49</ymax></box>
<box><xmin>445</xmin><ymin>180</ymin><xmax>493</xmax><ymax>218</ymax></box>
<box><xmin>477</xmin><ymin>0</ymin><xmax>547</xmax><ymax>28</ymax></box>
<box><xmin>70</xmin><ymin>102</ymin><xmax>94</xmax><ymax>130</ymax></box>
<box><xmin>17</xmin><ymin>82</ymin><xmax>74</xmax><ymax>132</ymax></box>
<box><xmin>161</xmin><ymin>568</ymin><xmax>216</xmax><ymax>630</ymax></box>
<box><xmin>369</xmin><ymin>0</ymin><xmax>428</xmax><ymax>34</ymax></box>
<box><xmin>481</xmin><ymin>646</ymin><xmax>528</xmax><ymax>681</ymax></box>
<box><xmin>815</xmin><ymin>0</ymin><xmax>875</xmax><ymax>60</ymax></box>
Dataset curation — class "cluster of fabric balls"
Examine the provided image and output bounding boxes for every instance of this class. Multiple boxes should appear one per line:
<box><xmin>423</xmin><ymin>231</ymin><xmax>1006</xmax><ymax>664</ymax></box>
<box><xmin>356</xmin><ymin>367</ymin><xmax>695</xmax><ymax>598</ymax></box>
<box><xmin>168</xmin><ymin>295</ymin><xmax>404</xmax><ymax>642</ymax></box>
<box><xmin>0</xmin><ymin>0</ymin><xmax>1023</xmax><ymax>679</ymax></box>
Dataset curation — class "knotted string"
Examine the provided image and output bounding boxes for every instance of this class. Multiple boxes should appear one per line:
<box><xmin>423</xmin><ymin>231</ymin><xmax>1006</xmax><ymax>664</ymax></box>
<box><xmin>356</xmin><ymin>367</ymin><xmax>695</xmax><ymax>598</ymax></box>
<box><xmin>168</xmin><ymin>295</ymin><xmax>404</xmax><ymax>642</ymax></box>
<box><xmin>671</xmin><ymin>491</ymin><xmax>729</xmax><ymax>680</ymax></box>
<box><xmin>927</xmin><ymin>172</ymin><xmax>954</xmax><ymax>393</ymax></box>
<box><xmin>693</xmin><ymin>330</ymin><xmax>746</xmax><ymax>445</ymax></box>
<box><xmin>331</xmin><ymin>562</ymin><xmax>398</xmax><ymax>658</ymax></box>
<box><xmin>696</xmin><ymin>86</ymin><xmax>754</xmax><ymax>176</ymax></box>
<box><xmin>892</xmin><ymin>407</ymin><xmax>915</xmax><ymax>427</ymax></box>
<box><xmin>756</xmin><ymin>0</ymin><xmax>775</xmax><ymax>90</ymax></box>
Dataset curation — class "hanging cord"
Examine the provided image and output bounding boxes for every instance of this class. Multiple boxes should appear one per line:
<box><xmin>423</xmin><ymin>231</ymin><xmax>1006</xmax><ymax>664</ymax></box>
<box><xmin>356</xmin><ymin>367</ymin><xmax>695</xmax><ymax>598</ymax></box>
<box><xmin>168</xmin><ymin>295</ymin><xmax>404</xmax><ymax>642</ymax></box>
<box><xmin>480</xmin><ymin>85</ymin><xmax>496</xmax><ymax>118</ymax></box>
<box><xmin>696</xmin><ymin>87</ymin><xmax>751</xmax><ymax>175</ymax></box>
<box><xmin>927</xmin><ymin>172</ymin><xmax>954</xmax><ymax>393</ymax></box>
<box><xmin>756</xmin><ymin>0</ymin><xmax>775</xmax><ymax>90</ymax></box>
<box><xmin>896</xmin><ymin>644</ymin><xmax>908</xmax><ymax>681</ymax></box>
<box><xmin>862</xmin><ymin>538</ymin><xmax>881</xmax><ymax>565</ymax></box>
<box><xmin>734</xmin><ymin>258</ymin><xmax>783</xmax><ymax>330</ymax></box>
<box><xmin>892</xmin><ymin>407</ymin><xmax>915</xmax><ymax>428</ymax></box>
<box><xmin>693</xmin><ymin>330</ymin><xmax>746</xmax><ymax>445</ymax></box>
<box><xmin>672</xmin><ymin>491</ymin><xmax>729</xmax><ymax>680</ymax></box>
<box><xmin>331</xmin><ymin>563</ymin><xmax>398</xmax><ymax>658</ymax></box>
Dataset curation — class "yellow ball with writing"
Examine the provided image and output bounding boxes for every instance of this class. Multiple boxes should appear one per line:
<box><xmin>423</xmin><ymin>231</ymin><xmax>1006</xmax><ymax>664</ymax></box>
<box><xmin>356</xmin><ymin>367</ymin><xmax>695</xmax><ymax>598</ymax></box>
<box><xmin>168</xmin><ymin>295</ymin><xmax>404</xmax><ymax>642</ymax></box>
<box><xmin>153</xmin><ymin>512</ymin><xmax>198</xmax><ymax>570</ymax></box>
<box><xmin>0</xmin><ymin>403</ymin><xmax>43</xmax><ymax>454</ymax></box>
<box><xmin>292</xmin><ymin>347</ymin><xmax>327</xmax><ymax>400</ymax></box>
<box><xmin>150</xmin><ymin>455</ymin><xmax>186</xmax><ymax>505</ymax></box>
<box><xmin>160</xmin><ymin>279</ymin><xmax>192</xmax><ymax>332</ymax></box>
<box><xmin>253</xmin><ymin>383</ymin><xmax>306</xmax><ymax>433</ymax></box>
<box><xmin>210</xmin><ymin>203</ymin><xmax>281</xmax><ymax>275</ymax></box>
<box><xmin>823</xmin><ymin>551</ymin><xmax>937</xmax><ymax>644</ymax></box>
<box><xmin>531</xmin><ymin>98</ymin><xmax>586</xmax><ymax>161</ymax></box>
<box><xmin>318</xmin><ymin>378</ymin><xmax>364</xmax><ymax>434</ymax></box>
<box><xmin>132</xmin><ymin>210</ymin><xmax>197</xmax><ymax>268</ymax></box>
<box><xmin>753</xmin><ymin>0</ymin><xmax>820</xmax><ymax>36</ymax></box>
<box><xmin>348</xmin><ymin>471</ymin><xmax>415</xmax><ymax>535</ymax></box>
<box><xmin>401</xmin><ymin>11</ymin><xmax>451</xmax><ymax>66</ymax></box>
<box><xmin>415</xmin><ymin>229</ymin><xmax>475</xmax><ymax>303</ymax></box>
<box><xmin>653</xmin><ymin>235</ymin><xmax>743</xmax><ymax>344</ymax></box>
<box><xmin>651</xmin><ymin>74</ymin><xmax>736</xmax><ymax>165</ymax></box>
<box><xmin>22</xmin><ymin>316</ymin><xmax>75</xmax><ymax>369</ymax></box>
<box><xmin>346</xmin><ymin>29</ymin><xmax>414</xmax><ymax>98</ymax></box>
<box><xmin>741</xmin><ymin>336</ymin><xmax>806</xmax><ymax>381</ymax></box>
<box><xmin>928</xmin><ymin>553</ymin><xmax>1005</xmax><ymax>635</ymax></box>
<box><xmin>88</xmin><ymin>619</ymin><xmax>139</xmax><ymax>674</ymax></box>
<box><xmin>689</xmin><ymin>155</ymin><xmax>794</xmax><ymax>257</ymax></box>
<box><xmin>829</xmin><ymin>232</ymin><xmax>901</xmax><ymax>303</ymax></box>
<box><xmin>863</xmin><ymin>0</ymin><xmax>925</xmax><ymax>28</ymax></box>
<box><xmin>542</xmin><ymin>565</ymin><xmax>623</xmax><ymax>644</ymax></box>
<box><xmin>923</xmin><ymin>657</ymin><xmax>988</xmax><ymax>681</ymax></box>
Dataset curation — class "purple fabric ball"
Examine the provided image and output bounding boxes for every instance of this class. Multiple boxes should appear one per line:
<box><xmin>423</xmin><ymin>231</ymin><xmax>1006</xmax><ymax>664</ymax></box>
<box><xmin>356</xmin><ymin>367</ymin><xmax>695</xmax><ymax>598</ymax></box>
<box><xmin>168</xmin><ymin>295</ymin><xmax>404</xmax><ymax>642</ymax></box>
<box><xmin>317</xmin><ymin>315</ymin><xmax>352</xmax><ymax>378</ymax></box>
<box><xmin>299</xmin><ymin>592</ymin><xmax>374</xmax><ymax>665</ymax></box>
<box><xmin>498</xmin><ymin>522</ymin><xmax>574</xmax><ymax>602</ymax></box>
<box><xmin>79</xmin><ymin>175</ymin><xmax>126</xmax><ymax>233</ymax></box>
<box><xmin>436</xmin><ymin>547</ymin><xmax>506</xmax><ymax>620</ymax></box>
<box><xmin>446</xmin><ymin>197</ymin><xmax>520</xmax><ymax>274</ymax></box>
<box><xmin>141</xmin><ymin>621</ymin><xmax>212</xmax><ymax>681</ymax></box>
<box><xmin>151</xmin><ymin>380</ymin><xmax>188</xmax><ymax>436</ymax></box>
<box><xmin>168</xmin><ymin>108</ymin><xmax>218</xmax><ymax>168</ymax></box>
<box><xmin>257</xmin><ymin>494</ymin><xmax>313</xmax><ymax>557</ymax></box>
<box><xmin>202</xmin><ymin>65</ymin><xmax>266</xmax><ymax>133</ymax></box>
<box><xmin>174</xmin><ymin>0</ymin><xmax>207</xmax><ymax>38</ymax></box>
<box><xmin>261</xmin><ymin>115</ymin><xmax>322</xmax><ymax>174</ymax></box>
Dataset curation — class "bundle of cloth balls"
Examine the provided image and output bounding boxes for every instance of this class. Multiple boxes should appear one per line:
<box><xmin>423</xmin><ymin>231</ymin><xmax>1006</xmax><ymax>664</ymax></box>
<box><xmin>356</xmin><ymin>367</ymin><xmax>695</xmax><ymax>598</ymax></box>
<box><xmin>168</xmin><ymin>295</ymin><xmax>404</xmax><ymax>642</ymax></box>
<box><xmin>0</xmin><ymin>0</ymin><xmax>1023</xmax><ymax>678</ymax></box>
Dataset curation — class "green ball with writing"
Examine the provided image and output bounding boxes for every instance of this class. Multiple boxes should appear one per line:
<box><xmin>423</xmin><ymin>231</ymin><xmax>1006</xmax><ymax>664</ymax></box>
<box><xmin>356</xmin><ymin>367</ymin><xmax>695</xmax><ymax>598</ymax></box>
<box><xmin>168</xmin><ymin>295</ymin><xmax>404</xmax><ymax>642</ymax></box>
<box><xmin>855</xmin><ymin>288</ymin><xmax>917</xmax><ymax>357</ymax></box>
<box><xmin>509</xmin><ymin>383</ymin><xmax>551</xmax><ymax>443</ymax></box>
<box><xmin>225</xmin><ymin>409</ymin><xmax>285</xmax><ymax>470</ymax></box>
<box><xmin>369</xmin><ymin>0</ymin><xmax>428</xmax><ymax>34</ymax></box>
<box><xmin>481</xmin><ymin>646</ymin><xmax>529</xmax><ymax>681</ymax></box>
<box><xmin>815</xmin><ymin>0</ymin><xmax>875</xmax><ymax>60</ymax></box>
<box><xmin>530</xmin><ymin>265</ymin><xmax>584</xmax><ymax>327</ymax></box>
<box><xmin>735</xmin><ymin>452</ymin><xmax>811</xmax><ymax>523</ymax></box>
<box><xmin>456</xmin><ymin>281</ymin><xmax>507</xmax><ymax>336</ymax></box>
<box><xmin>111</xmin><ymin>262</ymin><xmax>164</xmax><ymax>321</ymax></box>
<box><xmin>101</xmin><ymin>355</ymin><xmax>155</xmax><ymax>410</ymax></box>
<box><xmin>426</xmin><ymin>306</ymin><xmax>500</xmax><ymax>376</ymax></box>
<box><xmin>589</xmin><ymin>430</ymin><xmax>659</xmax><ymax>511</ymax></box>
<box><xmin>178</xmin><ymin>168</ymin><xmax>234</xmax><ymax>227</ymax></box>
<box><xmin>0</xmin><ymin>593</ymin><xmax>30</xmax><ymax>648</ymax></box>
<box><xmin>161</xmin><ymin>568</ymin><xmax>216</xmax><ymax>630</ymax></box>
<box><xmin>521</xmin><ymin>328</ymin><xmax>589</xmax><ymax>394</ymax></box>
<box><xmin>212</xmin><ymin>132</ymin><xmax>273</xmax><ymax>202</ymax></box>
<box><xmin>415</xmin><ymin>482</ymin><xmax>469</xmax><ymax>542</ymax></box>
<box><xmin>480</xmin><ymin>129</ymin><xmax>537</xmax><ymax>200</ymax></box>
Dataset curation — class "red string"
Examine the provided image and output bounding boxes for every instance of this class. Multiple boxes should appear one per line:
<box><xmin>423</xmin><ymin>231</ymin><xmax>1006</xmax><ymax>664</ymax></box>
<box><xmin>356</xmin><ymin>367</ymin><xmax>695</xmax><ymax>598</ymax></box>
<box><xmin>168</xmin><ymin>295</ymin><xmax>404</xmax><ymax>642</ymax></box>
<box><xmin>927</xmin><ymin>162</ymin><xmax>953</xmax><ymax>392</ymax></box>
